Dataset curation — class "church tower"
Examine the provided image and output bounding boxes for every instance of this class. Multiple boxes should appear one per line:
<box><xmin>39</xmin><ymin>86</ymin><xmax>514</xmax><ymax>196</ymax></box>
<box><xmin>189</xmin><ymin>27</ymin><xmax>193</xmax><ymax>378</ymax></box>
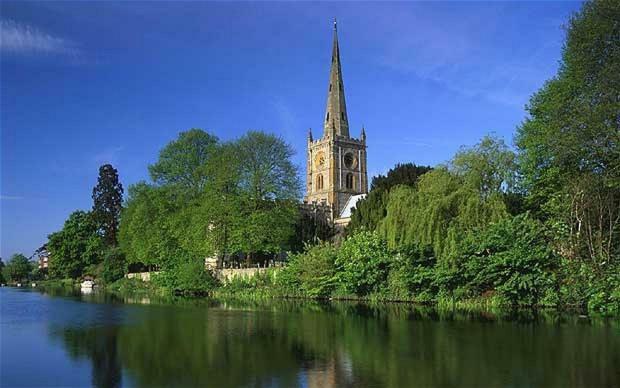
<box><xmin>304</xmin><ymin>20</ymin><xmax>368</xmax><ymax>219</ymax></box>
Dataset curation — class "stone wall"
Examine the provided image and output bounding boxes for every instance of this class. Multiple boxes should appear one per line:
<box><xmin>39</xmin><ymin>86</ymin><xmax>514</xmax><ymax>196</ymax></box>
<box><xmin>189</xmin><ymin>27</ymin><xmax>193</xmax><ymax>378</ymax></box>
<box><xmin>125</xmin><ymin>268</ymin><xmax>278</xmax><ymax>284</ymax></box>
<box><xmin>126</xmin><ymin>272</ymin><xmax>158</xmax><ymax>281</ymax></box>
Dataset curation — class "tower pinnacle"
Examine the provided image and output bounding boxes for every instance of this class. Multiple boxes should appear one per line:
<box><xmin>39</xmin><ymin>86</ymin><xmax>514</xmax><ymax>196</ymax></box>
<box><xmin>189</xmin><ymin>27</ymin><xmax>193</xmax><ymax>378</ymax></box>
<box><xmin>323</xmin><ymin>20</ymin><xmax>349</xmax><ymax>138</ymax></box>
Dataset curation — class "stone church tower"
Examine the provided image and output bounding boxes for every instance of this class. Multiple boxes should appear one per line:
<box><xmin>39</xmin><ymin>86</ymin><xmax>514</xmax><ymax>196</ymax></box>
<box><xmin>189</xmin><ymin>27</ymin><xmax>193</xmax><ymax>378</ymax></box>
<box><xmin>304</xmin><ymin>21</ymin><xmax>368</xmax><ymax>219</ymax></box>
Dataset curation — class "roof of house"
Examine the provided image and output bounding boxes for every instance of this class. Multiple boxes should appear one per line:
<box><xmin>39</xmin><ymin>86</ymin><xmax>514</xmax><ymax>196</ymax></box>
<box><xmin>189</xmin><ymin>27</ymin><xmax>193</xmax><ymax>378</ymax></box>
<box><xmin>338</xmin><ymin>194</ymin><xmax>367</xmax><ymax>219</ymax></box>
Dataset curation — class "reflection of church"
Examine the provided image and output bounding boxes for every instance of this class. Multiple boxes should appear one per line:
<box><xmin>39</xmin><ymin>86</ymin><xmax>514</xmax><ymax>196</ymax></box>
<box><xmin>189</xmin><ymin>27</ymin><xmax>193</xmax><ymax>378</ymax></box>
<box><xmin>304</xmin><ymin>21</ymin><xmax>368</xmax><ymax>226</ymax></box>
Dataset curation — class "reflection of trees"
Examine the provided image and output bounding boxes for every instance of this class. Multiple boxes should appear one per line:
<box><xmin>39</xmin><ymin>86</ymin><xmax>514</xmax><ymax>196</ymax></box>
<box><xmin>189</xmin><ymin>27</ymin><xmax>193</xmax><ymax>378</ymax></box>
<box><xmin>51</xmin><ymin>326</ymin><xmax>122</xmax><ymax>388</ymax></box>
<box><xmin>49</xmin><ymin>300</ymin><xmax>620</xmax><ymax>388</ymax></box>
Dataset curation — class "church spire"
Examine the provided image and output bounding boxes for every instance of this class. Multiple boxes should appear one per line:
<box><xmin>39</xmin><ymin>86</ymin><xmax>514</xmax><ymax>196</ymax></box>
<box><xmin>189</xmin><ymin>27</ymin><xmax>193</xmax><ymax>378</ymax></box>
<box><xmin>323</xmin><ymin>19</ymin><xmax>349</xmax><ymax>138</ymax></box>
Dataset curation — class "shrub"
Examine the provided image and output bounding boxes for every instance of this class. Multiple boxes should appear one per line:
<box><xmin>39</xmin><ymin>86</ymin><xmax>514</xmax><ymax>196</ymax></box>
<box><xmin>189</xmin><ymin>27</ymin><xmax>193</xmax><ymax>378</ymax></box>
<box><xmin>335</xmin><ymin>231</ymin><xmax>392</xmax><ymax>296</ymax></box>
<box><xmin>153</xmin><ymin>259</ymin><xmax>219</xmax><ymax>295</ymax></box>
<box><xmin>387</xmin><ymin>245</ymin><xmax>437</xmax><ymax>302</ymax></box>
<box><xmin>459</xmin><ymin>214</ymin><xmax>559</xmax><ymax>306</ymax></box>
<box><xmin>278</xmin><ymin>242</ymin><xmax>337</xmax><ymax>298</ymax></box>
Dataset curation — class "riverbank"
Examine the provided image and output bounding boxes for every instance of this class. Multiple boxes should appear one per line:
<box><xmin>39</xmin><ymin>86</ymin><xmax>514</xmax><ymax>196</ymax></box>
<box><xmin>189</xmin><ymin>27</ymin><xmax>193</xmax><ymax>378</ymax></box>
<box><xmin>38</xmin><ymin>275</ymin><xmax>605</xmax><ymax>318</ymax></box>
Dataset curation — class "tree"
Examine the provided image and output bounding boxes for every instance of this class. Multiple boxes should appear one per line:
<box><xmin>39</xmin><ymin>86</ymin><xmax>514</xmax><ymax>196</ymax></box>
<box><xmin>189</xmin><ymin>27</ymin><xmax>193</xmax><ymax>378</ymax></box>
<box><xmin>3</xmin><ymin>254</ymin><xmax>33</xmax><ymax>283</ymax></box>
<box><xmin>119</xmin><ymin>183</ymin><xmax>191</xmax><ymax>270</ymax></box>
<box><xmin>348</xmin><ymin>163</ymin><xmax>431</xmax><ymax>233</ymax></box>
<box><xmin>235</xmin><ymin>131</ymin><xmax>301</xmax><ymax>201</ymax></box>
<box><xmin>92</xmin><ymin>164</ymin><xmax>124</xmax><ymax>246</ymax></box>
<box><xmin>148</xmin><ymin>129</ymin><xmax>219</xmax><ymax>195</ymax></box>
<box><xmin>48</xmin><ymin>211</ymin><xmax>104</xmax><ymax>279</ymax></box>
<box><xmin>0</xmin><ymin>257</ymin><xmax>4</xmax><ymax>284</ymax></box>
<box><xmin>516</xmin><ymin>0</ymin><xmax>620</xmax><ymax>264</ymax></box>
<box><xmin>379</xmin><ymin>137</ymin><xmax>514</xmax><ymax>263</ymax></box>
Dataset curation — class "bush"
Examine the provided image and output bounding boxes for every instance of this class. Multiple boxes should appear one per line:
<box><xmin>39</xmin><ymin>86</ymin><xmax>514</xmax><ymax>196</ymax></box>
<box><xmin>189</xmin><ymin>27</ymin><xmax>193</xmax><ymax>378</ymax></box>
<box><xmin>458</xmin><ymin>214</ymin><xmax>559</xmax><ymax>306</ymax></box>
<box><xmin>102</xmin><ymin>248</ymin><xmax>127</xmax><ymax>283</ymax></box>
<box><xmin>387</xmin><ymin>245</ymin><xmax>437</xmax><ymax>302</ymax></box>
<box><xmin>278</xmin><ymin>242</ymin><xmax>337</xmax><ymax>298</ymax></box>
<box><xmin>335</xmin><ymin>231</ymin><xmax>392</xmax><ymax>296</ymax></box>
<box><xmin>153</xmin><ymin>259</ymin><xmax>219</xmax><ymax>295</ymax></box>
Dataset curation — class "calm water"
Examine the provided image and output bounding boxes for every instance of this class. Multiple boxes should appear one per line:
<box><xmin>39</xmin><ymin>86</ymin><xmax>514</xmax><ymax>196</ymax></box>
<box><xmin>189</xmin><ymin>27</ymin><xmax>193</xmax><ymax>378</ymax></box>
<box><xmin>1</xmin><ymin>287</ymin><xmax>619</xmax><ymax>388</ymax></box>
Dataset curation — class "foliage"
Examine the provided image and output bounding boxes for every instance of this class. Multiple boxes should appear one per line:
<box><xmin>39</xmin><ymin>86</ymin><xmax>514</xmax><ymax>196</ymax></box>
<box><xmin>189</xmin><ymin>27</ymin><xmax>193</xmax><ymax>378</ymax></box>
<box><xmin>335</xmin><ymin>231</ymin><xmax>392</xmax><ymax>296</ymax></box>
<box><xmin>457</xmin><ymin>214</ymin><xmax>559</xmax><ymax>307</ymax></box>
<box><xmin>119</xmin><ymin>184</ymin><xmax>190</xmax><ymax>270</ymax></box>
<box><xmin>102</xmin><ymin>248</ymin><xmax>127</xmax><ymax>284</ymax></box>
<box><xmin>348</xmin><ymin>163</ymin><xmax>431</xmax><ymax>233</ymax></box>
<box><xmin>120</xmin><ymin>129</ymin><xmax>300</xmax><ymax>270</ymax></box>
<box><xmin>48</xmin><ymin>211</ymin><xmax>104</xmax><ymax>279</ymax></box>
<box><xmin>2</xmin><ymin>254</ymin><xmax>33</xmax><ymax>283</ymax></box>
<box><xmin>153</xmin><ymin>260</ymin><xmax>219</xmax><ymax>295</ymax></box>
<box><xmin>148</xmin><ymin>129</ymin><xmax>219</xmax><ymax>195</ymax></box>
<box><xmin>516</xmin><ymin>0</ymin><xmax>620</xmax><ymax>264</ymax></box>
<box><xmin>380</xmin><ymin>136</ymin><xmax>515</xmax><ymax>263</ymax></box>
<box><xmin>0</xmin><ymin>257</ymin><xmax>4</xmax><ymax>284</ymax></box>
<box><xmin>278</xmin><ymin>242</ymin><xmax>338</xmax><ymax>297</ymax></box>
<box><xmin>386</xmin><ymin>245</ymin><xmax>437</xmax><ymax>302</ymax></box>
<box><xmin>92</xmin><ymin>164</ymin><xmax>124</xmax><ymax>246</ymax></box>
<box><xmin>235</xmin><ymin>130</ymin><xmax>301</xmax><ymax>201</ymax></box>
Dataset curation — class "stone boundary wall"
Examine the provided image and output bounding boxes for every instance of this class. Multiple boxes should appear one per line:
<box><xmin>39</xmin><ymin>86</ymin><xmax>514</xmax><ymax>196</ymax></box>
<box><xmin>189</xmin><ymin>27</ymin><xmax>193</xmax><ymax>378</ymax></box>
<box><xmin>125</xmin><ymin>268</ymin><xmax>278</xmax><ymax>283</ymax></box>
<box><xmin>126</xmin><ymin>272</ymin><xmax>158</xmax><ymax>282</ymax></box>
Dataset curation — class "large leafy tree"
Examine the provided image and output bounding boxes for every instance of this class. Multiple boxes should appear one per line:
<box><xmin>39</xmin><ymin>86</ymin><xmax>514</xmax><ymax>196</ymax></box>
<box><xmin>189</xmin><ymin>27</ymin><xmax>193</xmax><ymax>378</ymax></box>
<box><xmin>92</xmin><ymin>164</ymin><xmax>124</xmax><ymax>246</ymax></box>
<box><xmin>235</xmin><ymin>131</ymin><xmax>301</xmax><ymax>201</ymax></box>
<box><xmin>148</xmin><ymin>129</ymin><xmax>219</xmax><ymax>195</ymax></box>
<box><xmin>119</xmin><ymin>183</ymin><xmax>190</xmax><ymax>270</ymax></box>
<box><xmin>47</xmin><ymin>211</ymin><xmax>104</xmax><ymax>279</ymax></box>
<box><xmin>516</xmin><ymin>0</ymin><xmax>620</xmax><ymax>264</ymax></box>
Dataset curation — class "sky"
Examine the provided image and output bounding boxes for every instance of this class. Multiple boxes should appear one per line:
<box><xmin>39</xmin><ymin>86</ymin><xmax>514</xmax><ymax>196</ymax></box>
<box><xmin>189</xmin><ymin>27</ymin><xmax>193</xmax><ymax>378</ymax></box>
<box><xmin>1</xmin><ymin>1</ymin><xmax>582</xmax><ymax>259</ymax></box>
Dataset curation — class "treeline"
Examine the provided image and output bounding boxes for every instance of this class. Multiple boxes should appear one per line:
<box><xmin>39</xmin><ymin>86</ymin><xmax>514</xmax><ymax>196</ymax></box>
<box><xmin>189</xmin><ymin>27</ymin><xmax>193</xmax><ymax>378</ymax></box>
<box><xmin>271</xmin><ymin>0</ymin><xmax>619</xmax><ymax>314</ymax></box>
<box><xmin>36</xmin><ymin>130</ymin><xmax>304</xmax><ymax>292</ymax></box>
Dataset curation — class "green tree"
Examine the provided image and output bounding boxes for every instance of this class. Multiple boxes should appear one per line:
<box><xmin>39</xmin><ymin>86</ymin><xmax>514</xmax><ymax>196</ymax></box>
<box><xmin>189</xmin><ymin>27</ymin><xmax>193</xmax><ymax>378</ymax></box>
<box><xmin>0</xmin><ymin>257</ymin><xmax>4</xmax><ymax>284</ymax></box>
<box><xmin>148</xmin><ymin>129</ymin><xmax>219</xmax><ymax>195</ymax></box>
<box><xmin>2</xmin><ymin>254</ymin><xmax>33</xmax><ymax>283</ymax></box>
<box><xmin>235</xmin><ymin>131</ymin><xmax>301</xmax><ymax>201</ymax></box>
<box><xmin>516</xmin><ymin>0</ymin><xmax>620</xmax><ymax>264</ymax></box>
<box><xmin>92</xmin><ymin>164</ymin><xmax>124</xmax><ymax>246</ymax></box>
<box><xmin>48</xmin><ymin>211</ymin><xmax>104</xmax><ymax>279</ymax></box>
<box><xmin>119</xmin><ymin>183</ymin><xmax>190</xmax><ymax>270</ymax></box>
<box><xmin>348</xmin><ymin>163</ymin><xmax>431</xmax><ymax>233</ymax></box>
<box><xmin>379</xmin><ymin>136</ymin><xmax>515</xmax><ymax>263</ymax></box>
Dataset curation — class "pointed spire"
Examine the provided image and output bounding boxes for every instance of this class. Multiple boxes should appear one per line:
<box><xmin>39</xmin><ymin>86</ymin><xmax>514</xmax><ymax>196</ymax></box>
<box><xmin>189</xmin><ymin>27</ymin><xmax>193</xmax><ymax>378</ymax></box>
<box><xmin>361</xmin><ymin>125</ymin><xmax>366</xmax><ymax>142</ymax></box>
<box><xmin>323</xmin><ymin>19</ymin><xmax>349</xmax><ymax>138</ymax></box>
<box><xmin>308</xmin><ymin>128</ymin><xmax>313</xmax><ymax>142</ymax></box>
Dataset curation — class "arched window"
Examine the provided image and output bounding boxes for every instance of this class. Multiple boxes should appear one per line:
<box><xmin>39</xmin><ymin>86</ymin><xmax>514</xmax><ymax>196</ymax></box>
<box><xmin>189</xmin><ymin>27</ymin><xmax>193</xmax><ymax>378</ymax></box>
<box><xmin>346</xmin><ymin>173</ymin><xmax>354</xmax><ymax>189</ymax></box>
<box><xmin>326</xmin><ymin>112</ymin><xmax>329</xmax><ymax>122</ymax></box>
<box><xmin>316</xmin><ymin>174</ymin><xmax>324</xmax><ymax>190</ymax></box>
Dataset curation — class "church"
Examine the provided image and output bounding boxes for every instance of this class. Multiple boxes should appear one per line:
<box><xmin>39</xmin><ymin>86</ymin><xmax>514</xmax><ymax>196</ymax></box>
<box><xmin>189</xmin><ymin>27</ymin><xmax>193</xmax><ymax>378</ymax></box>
<box><xmin>304</xmin><ymin>21</ymin><xmax>368</xmax><ymax>228</ymax></box>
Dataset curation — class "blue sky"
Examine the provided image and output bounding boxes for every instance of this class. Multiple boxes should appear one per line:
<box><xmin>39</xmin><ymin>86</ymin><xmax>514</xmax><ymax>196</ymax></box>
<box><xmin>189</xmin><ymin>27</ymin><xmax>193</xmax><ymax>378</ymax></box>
<box><xmin>1</xmin><ymin>1</ymin><xmax>581</xmax><ymax>259</ymax></box>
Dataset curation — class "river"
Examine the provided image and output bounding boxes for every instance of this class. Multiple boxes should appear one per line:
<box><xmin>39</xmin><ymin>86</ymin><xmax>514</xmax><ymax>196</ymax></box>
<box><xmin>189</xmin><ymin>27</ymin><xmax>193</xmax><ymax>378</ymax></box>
<box><xmin>1</xmin><ymin>287</ymin><xmax>619</xmax><ymax>387</ymax></box>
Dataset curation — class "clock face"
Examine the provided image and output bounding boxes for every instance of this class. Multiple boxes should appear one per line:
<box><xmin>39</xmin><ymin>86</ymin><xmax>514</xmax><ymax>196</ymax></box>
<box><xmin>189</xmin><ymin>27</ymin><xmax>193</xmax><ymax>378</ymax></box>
<box><xmin>343</xmin><ymin>152</ymin><xmax>356</xmax><ymax>169</ymax></box>
<box><xmin>315</xmin><ymin>152</ymin><xmax>326</xmax><ymax>168</ymax></box>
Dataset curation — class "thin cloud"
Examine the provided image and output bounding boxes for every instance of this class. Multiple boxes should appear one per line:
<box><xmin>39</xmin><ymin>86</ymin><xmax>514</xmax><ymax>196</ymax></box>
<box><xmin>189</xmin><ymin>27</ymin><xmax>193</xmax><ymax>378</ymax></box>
<box><xmin>0</xmin><ymin>195</ymin><xmax>24</xmax><ymax>200</ymax></box>
<box><xmin>0</xmin><ymin>19</ymin><xmax>78</xmax><ymax>56</ymax></box>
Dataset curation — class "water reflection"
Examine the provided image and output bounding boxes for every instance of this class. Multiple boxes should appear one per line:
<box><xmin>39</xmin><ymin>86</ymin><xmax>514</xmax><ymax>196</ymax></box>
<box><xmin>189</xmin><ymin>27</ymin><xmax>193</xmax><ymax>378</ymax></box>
<box><xmin>43</xmin><ymin>296</ymin><xmax>620</xmax><ymax>388</ymax></box>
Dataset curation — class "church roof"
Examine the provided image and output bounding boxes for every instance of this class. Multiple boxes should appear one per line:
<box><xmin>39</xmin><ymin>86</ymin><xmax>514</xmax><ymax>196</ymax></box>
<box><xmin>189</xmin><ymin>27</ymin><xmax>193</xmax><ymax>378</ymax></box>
<box><xmin>338</xmin><ymin>194</ymin><xmax>367</xmax><ymax>219</ymax></box>
<box><xmin>323</xmin><ymin>19</ymin><xmax>349</xmax><ymax>138</ymax></box>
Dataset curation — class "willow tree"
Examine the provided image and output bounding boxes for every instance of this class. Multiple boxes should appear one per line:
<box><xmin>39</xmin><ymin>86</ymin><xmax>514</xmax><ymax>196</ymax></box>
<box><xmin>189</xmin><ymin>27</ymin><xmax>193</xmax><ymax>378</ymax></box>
<box><xmin>380</xmin><ymin>136</ymin><xmax>515</xmax><ymax>265</ymax></box>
